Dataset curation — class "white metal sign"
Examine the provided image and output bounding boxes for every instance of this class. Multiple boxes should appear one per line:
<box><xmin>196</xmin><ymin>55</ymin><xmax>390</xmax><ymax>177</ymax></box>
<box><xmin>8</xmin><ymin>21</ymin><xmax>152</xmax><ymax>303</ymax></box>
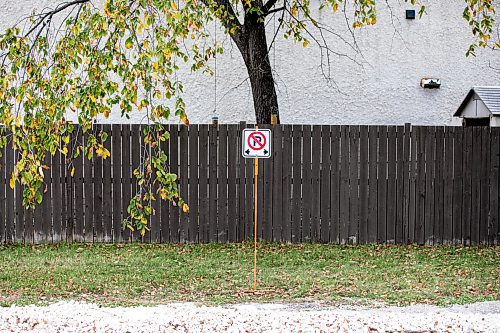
<box><xmin>242</xmin><ymin>129</ymin><xmax>272</xmax><ymax>158</ymax></box>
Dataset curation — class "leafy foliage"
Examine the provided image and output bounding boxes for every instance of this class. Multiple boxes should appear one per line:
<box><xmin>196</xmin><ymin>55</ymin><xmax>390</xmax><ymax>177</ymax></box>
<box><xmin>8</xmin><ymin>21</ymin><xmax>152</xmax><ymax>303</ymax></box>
<box><xmin>0</xmin><ymin>0</ymin><xmax>497</xmax><ymax>232</ymax></box>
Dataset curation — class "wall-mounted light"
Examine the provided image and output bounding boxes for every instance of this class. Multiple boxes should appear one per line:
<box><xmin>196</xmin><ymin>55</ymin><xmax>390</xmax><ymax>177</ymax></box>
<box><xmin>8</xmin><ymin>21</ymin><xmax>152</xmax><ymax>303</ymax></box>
<box><xmin>420</xmin><ymin>78</ymin><xmax>441</xmax><ymax>89</ymax></box>
<box><xmin>406</xmin><ymin>9</ymin><xmax>416</xmax><ymax>20</ymax></box>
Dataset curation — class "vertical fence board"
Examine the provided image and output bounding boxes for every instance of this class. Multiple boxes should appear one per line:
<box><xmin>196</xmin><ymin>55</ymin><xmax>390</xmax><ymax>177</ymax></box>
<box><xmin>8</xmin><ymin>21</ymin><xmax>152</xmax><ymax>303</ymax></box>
<box><xmin>311</xmin><ymin>126</ymin><xmax>321</xmax><ymax>242</ymax></box>
<box><xmin>339</xmin><ymin>126</ymin><xmax>350</xmax><ymax>244</ymax></box>
<box><xmin>479</xmin><ymin>127</ymin><xmax>490</xmax><ymax>244</ymax></box>
<box><xmin>282</xmin><ymin>125</ymin><xmax>293</xmax><ymax>242</ymax></box>
<box><xmin>198</xmin><ymin>125</ymin><xmax>209</xmax><ymax>242</ymax></box>
<box><xmin>5</xmin><ymin>144</ymin><xmax>14</xmax><ymax>243</ymax></box>
<box><xmin>434</xmin><ymin>127</ymin><xmax>444</xmax><ymax>244</ymax></box>
<box><xmin>227</xmin><ymin>125</ymin><xmax>237</xmax><ymax>242</ymax></box>
<box><xmin>0</xmin><ymin>135</ymin><xmax>5</xmax><ymax>243</ymax></box>
<box><xmin>237</xmin><ymin>122</ymin><xmax>246</xmax><ymax>241</ymax></box>
<box><xmin>302</xmin><ymin>125</ymin><xmax>312</xmax><ymax>242</ymax></box>
<box><xmin>52</xmin><ymin>143</ymin><xmax>63</xmax><ymax>243</ymax></box>
<box><xmin>71</xmin><ymin>130</ymin><xmax>84</xmax><ymax>243</ymax></box>
<box><xmin>424</xmin><ymin>127</ymin><xmax>436</xmax><ymax>244</ymax></box>
<box><xmin>41</xmin><ymin>153</ymin><xmax>52</xmax><ymax>243</ymax></box>
<box><xmin>443</xmin><ymin>128</ymin><xmax>453</xmax><ymax>244</ymax></box>
<box><xmin>93</xmin><ymin>126</ymin><xmax>104</xmax><ymax>242</ymax></box>
<box><xmin>320</xmin><ymin>125</ymin><xmax>331</xmax><ymax>243</ymax></box>
<box><xmin>208</xmin><ymin>124</ymin><xmax>218</xmax><ymax>241</ymax></box>
<box><xmin>102</xmin><ymin>125</ymin><xmax>113</xmax><ymax>242</ymax></box>
<box><xmin>387</xmin><ymin>126</ymin><xmax>397</xmax><ymax>243</ymax></box>
<box><xmin>121</xmin><ymin>125</ymin><xmax>131</xmax><ymax>242</ymax></box>
<box><xmin>262</xmin><ymin>125</ymin><xmax>273</xmax><ymax>241</ymax></box>
<box><xmin>395</xmin><ymin>127</ymin><xmax>404</xmax><ymax>244</ymax></box>
<box><xmin>82</xmin><ymin>131</ymin><xmax>93</xmax><ymax>243</ymax></box>
<box><xmin>291</xmin><ymin>125</ymin><xmax>302</xmax><ymax>242</ymax></box>
<box><xmin>408</xmin><ymin>125</ymin><xmax>417</xmax><ymax>243</ymax></box>
<box><xmin>15</xmin><ymin>171</ymin><xmax>24</xmax><ymax>243</ymax></box>
<box><xmin>348</xmin><ymin>126</ymin><xmax>359</xmax><ymax>244</ymax></box>
<box><xmin>368</xmin><ymin>126</ymin><xmax>378</xmax><ymax>243</ymax></box>
<box><xmin>462</xmin><ymin>127</ymin><xmax>473</xmax><ymax>245</ymax></box>
<box><xmin>130</xmin><ymin>125</ymin><xmax>142</xmax><ymax>241</ymax></box>
<box><xmin>377</xmin><ymin>126</ymin><xmax>388</xmax><ymax>243</ymax></box>
<box><xmin>189</xmin><ymin>125</ymin><xmax>200</xmax><ymax>243</ymax></box>
<box><xmin>330</xmin><ymin>126</ymin><xmax>341</xmax><ymax>244</ymax></box>
<box><xmin>402</xmin><ymin>124</ymin><xmax>411</xmax><ymax>243</ymax></box>
<box><xmin>490</xmin><ymin>128</ymin><xmax>499</xmax><ymax>244</ymax></box>
<box><xmin>471</xmin><ymin>127</ymin><xmax>482</xmax><ymax>244</ymax></box>
<box><xmin>111</xmin><ymin>125</ymin><xmax>122</xmax><ymax>242</ymax></box>
<box><xmin>415</xmin><ymin>127</ymin><xmax>426</xmax><ymax>244</ymax></box>
<box><xmin>453</xmin><ymin>127</ymin><xmax>464</xmax><ymax>243</ymax></box>
<box><xmin>169</xmin><ymin>125</ymin><xmax>180</xmax><ymax>243</ymax></box>
<box><xmin>217</xmin><ymin>125</ymin><xmax>228</xmax><ymax>242</ymax></box>
<box><xmin>358</xmin><ymin>126</ymin><xmax>369</xmax><ymax>244</ymax></box>
<box><xmin>272</xmin><ymin>125</ymin><xmax>283</xmax><ymax>241</ymax></box>
<box><xmin>179</xmin><ymin>125</ymin><xmax>189</xmax><ymax>243</ymax></box>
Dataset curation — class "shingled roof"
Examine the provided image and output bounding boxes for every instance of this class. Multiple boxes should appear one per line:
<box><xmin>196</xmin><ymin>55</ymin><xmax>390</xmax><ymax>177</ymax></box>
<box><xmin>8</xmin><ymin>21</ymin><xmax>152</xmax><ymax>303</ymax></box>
<box><xmin>454</xmin><ymin>86</ymin><xmax>500</xmax><ymax>117</ymax></box>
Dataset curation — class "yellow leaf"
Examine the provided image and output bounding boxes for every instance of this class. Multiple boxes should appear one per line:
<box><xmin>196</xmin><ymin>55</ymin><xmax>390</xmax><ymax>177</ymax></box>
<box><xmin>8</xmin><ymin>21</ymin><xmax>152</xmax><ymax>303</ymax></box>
<box><xmin>182</xmin><ymin>203</ymin><xmax>189</xmax><ymax>213</ymax></box>
<box><xmin>291</xmin><ymin>6</ymin><xmax>298</xmax><ymax>17</ymax></box>
<box><xmin>9</xmin><ymin>177</ymin><xmax>15</xmax><ymax>189</ymax></box>
<box><xmin>303</xmin><ymin>40</ymin><xmax>309</xmax><ymax>47</ymax></box>
<box><xmin>171</xmin><ymin>1</ymin><xmax>177</xmax><ymax>10</ymax></box>
<box><xmin>140</xmin><ymin>228</ymin><xmax>146</xmax><ymax>236</ymax></box>
<box><xmin>71</xmin><ymin>167</ymin><xmax>75</xmax><ymax>177</ymax></box>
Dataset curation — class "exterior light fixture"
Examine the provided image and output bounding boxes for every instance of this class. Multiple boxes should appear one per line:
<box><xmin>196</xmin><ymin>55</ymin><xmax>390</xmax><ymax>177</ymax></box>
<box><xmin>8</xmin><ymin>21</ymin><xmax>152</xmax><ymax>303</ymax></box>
<box><xmin>406</xmin><ymin>9</ymin><xmax>416</xmax><ymax>19</ymax></box>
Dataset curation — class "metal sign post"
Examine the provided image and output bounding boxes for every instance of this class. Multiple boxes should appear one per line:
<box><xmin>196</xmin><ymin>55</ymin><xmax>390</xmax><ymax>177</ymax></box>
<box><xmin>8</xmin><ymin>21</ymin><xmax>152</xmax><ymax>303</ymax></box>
<box><xmin>242</xmin><ymin>127</ymin><xmax>272</xmax><ymax>291</ymax></box>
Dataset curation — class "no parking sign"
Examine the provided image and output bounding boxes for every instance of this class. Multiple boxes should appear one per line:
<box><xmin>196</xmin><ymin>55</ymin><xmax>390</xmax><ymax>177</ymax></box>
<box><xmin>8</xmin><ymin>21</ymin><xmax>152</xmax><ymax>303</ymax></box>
<box><xmin>242</xmin><ymin>129</ymin><xmax>272</xmax><ymax>158</ymax></box>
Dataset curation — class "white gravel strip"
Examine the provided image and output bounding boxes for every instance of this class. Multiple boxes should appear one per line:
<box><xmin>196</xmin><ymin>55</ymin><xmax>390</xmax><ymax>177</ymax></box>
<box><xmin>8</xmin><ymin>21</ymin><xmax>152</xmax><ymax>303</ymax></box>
<box><xmin>0</xmin><ymin>300</ymin><xmax>499</xmax><ymax>332</ymax></box>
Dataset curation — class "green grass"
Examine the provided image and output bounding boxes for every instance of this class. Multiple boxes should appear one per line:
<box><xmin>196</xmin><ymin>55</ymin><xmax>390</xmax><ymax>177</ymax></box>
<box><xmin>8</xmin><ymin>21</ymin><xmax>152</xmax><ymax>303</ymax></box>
<box><xmin>0</xmin><ymin>243</ymin><xmax>498</xmax><ymax>307</ymax></box>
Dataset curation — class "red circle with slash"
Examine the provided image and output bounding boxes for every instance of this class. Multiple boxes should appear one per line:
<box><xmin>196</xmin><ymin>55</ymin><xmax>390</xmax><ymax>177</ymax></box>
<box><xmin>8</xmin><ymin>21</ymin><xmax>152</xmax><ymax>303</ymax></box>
<box><xmin>247</xmin><ymin>132</ymin><xmax>267</xmax><ymax>150</ymax></box>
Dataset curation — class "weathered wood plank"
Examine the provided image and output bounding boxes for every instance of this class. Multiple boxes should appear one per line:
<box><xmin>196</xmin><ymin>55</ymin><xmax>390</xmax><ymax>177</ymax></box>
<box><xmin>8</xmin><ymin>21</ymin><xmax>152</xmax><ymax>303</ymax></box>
<box><xmin>261</xmin><ymin>125</ymin><xmax>273</xmax><ymax>241</ymax></box>
<box><xmin>282</xmin><ymin>125</ymin><xmax>293</xmax><ymax>243</ymax></box>
<box><xmin>5</xmin><ymin>145</ymin><xmax>14</xmax><ymax>243</ymax></box>
<box><xmin>462</xmin><ymin>127</ymin><xmax>473</xmax><ymax>245</ymax></box>
<box><xmin>217</xmin><ymin>125</ymin><xmax>228</xmax><ymax>242</ymax></box>
<box><xmin>102</xmin><ymin>125</ymin><xmax>113</xmax><ymax>242</ymax></box>
<box><xmin>443</xmin><ymin>128</ymin><xmax>454</xmax><ymax>244</ymax></box>
<box><xmin>52</xmin><ymin>141</ymin><xmax>63</xmax><ymax>243</ymax></box>
<box><xmin>424</xmin><ymin>126</ymin><xmax>435</xmax><ymax>244</ymax></box>
<box><xmin>301</xmin><ymin>125</ymin><xmax>312</xmax><ymax>241</ymax></box>
<box><xmin>320</xmin><ymin>125</ymin><xmax>331</xmax><ymax>243</ymax></box>
<box><xmin>348</xmin><ymin>125</ymin><xmax>359</xmax><ymax>244</ymax></box>
<box><xmin>387</xmin><ymin>126</ymin><xmax>397</xmax><ymax>244</ymax></box>
<box><xmin>311</xmin><ymin>125</ymin><xmax>321</xmax><ymax>242</ymax></box>
<box><xmin>237</xmin><ymin>122</ymin><xmax>246</xmax><ymax>241</ymax></box>
<box><xmin>227</xmin><ymin>125</ymin><xmax>238</xmax><ymax>242</ymax></box>
<box><xmin>339</xmin><ymin>126</ymin><xmax>350</xmax><ymax>244</ymax></box>
<box><xmin>453</xmin><ymin>127</ymin><xmax>464</xmax><ymax>244</ymax></box>
<box><xmin>377</xmin><ymin>126</ymin><xmax>388</xmax><ymax>243</ymax></box>
<box><xmin>272</xmin><ymin>124</ymin><xmax>283</xmax><ymax>241</ymax></box>
<box><xmin>208</xmin><ymin>124</ymin><xmax>218</xmax><ymax>242</ymax></box>
<box><xmin>479</xmin><ymin>127</ymin><xmax>490</xmax><ymax>244</ymax></box>
<box><xmin>489</xmin><ymin>127</ymin><xmax>499</xmax><ymax>245</ymax></box>
<box><xmin>121</xmin><ymin>125</ymin><xmax>131</xmax><ymax>242</ymax></box>
<box><xmin>198</xmin><ymin>125</ymin><xmax>209</xmax><ymax>242</ymax></box>
<box><xmin>71</xmin><ymin>130</ymin><xmax>83</xmax><ymax>243</ymax></box>
<box><xmin>41</xmin><ymin>153</ymin><xmax>52</xmax><ymax>243</ymax></box>
<box><xmin>367</xmin><ymin>126</ymin><xmax>378</xmax><ymax>244</ymax></box>
<box><xmin>179</xmin><ymin>125</ymin><xmax>189</xmax><ymax>243</ymax></box>
<box><xmin>434</xmin><ymin>127</ymin><xmax>444</xmax><ymax>244</ymax></box>
<box><xmin>415</xmin><ymin>127</ymin><xmax>426</xmax><ymax>245</ymax></box>
<box><xmin>358</xmin><ymin>126</ymin><xmax>369</xmax><ymax>244</ymax></box>
<box><xmin>244</xmin><ymin>124</ymin><xmax>254</xmax><ymax>241</ymax></box>
<box><xmin>169</xmin><ymin>125</ymin><xmax>180</xmax><ymax>243</ymax></box>
<box><xmin>111</xmin><ymin>124</ymin><xmax>122</xmax><ymax>242</ymax></box>
<box><xmin>395</xmin><ymin>126</ymin><xmax>405</xmax><ymax>244</ymax></box>
<box><xmin>188</xmin><ymin>125</ymin><xmax>199</xmax><ymax>243</ymax></box>
<box><xmin>0</xmin><ymin>135</ymin><xmax>5</xmax><ymax>243</ymax></box>
<box><xmin>82</xmin><ymin>130</ymin><xmax>93</xmax><ymax>243</ymax></box>
<box><xmin>93</xmin><ymin>126</ymin><xmax>104</xmax><ymax>242</ymax></box>
<box><xmin>291</xmin><ymin>125</ymin><xmax>302</xmax><ymax>243</ymax></box>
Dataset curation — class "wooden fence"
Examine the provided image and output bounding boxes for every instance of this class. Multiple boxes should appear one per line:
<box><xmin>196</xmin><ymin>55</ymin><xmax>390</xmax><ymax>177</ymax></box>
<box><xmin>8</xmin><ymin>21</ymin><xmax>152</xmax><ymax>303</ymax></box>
<box><xmin>0</xmin><ymin>124</ymin><xmax>499</xmax><ymax>245</ymax></box>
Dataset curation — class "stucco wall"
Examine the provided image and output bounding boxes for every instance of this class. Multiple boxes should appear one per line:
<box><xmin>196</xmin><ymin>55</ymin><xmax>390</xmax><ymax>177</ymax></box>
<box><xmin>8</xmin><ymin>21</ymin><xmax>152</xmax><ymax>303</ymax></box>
<box><xmin>1</xmin><ymin>0</ymin><xmax>500</xmax><ymax>125</ymax></box>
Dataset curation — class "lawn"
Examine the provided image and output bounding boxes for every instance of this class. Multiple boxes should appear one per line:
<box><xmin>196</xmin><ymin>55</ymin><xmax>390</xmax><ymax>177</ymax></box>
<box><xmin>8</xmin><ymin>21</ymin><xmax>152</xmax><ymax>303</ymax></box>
<box><xmin>0</xmin><ymin>243</ymin><xmax>498</xmax><ymax>306</ymax></box>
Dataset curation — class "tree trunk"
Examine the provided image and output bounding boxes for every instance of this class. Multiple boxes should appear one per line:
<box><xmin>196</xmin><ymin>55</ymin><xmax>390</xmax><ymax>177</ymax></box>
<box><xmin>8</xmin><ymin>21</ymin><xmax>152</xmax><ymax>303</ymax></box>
<box><xmin>232</xmin><ymin>18</ymin><xmax>279</xmax><ymax>124</ymax></box>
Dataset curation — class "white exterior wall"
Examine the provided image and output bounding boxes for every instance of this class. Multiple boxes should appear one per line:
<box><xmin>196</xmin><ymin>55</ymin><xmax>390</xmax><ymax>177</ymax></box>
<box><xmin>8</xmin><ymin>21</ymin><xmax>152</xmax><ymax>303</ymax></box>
<box><xmin>1</xmin><ymin>0</ymin><xmax>500</xmax><ymax>125</ymax></box>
